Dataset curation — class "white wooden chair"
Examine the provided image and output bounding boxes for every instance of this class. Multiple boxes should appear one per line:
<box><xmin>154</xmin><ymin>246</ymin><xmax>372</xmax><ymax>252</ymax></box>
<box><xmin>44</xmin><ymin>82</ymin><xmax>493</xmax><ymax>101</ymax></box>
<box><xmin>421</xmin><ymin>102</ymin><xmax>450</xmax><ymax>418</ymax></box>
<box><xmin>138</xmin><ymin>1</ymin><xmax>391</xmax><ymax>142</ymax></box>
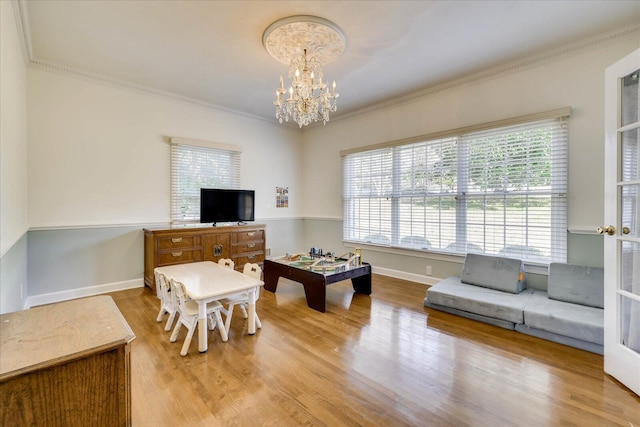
<box><xmin>218</xmin><ymin>258</ymin><xmax>234</xmax><ymax>270</ymax></box>
<box><xmin>169</xmin><ymin>279</ymin><xmax>228</xmax><ymax>356</ymax></box>
<box><xmin>222</xmin><ymin>263</ymin><xmax>262</xmax><ymax>334</ymax></box>
<box><xmin>154</xmin><ymin>271</ymin><xmax>178</xmax><ymax>331</ymax></box>
<box><xmin>217</xmin><ymin>258</ymin><xmax>240</xmax><ymax>319</ymax></box>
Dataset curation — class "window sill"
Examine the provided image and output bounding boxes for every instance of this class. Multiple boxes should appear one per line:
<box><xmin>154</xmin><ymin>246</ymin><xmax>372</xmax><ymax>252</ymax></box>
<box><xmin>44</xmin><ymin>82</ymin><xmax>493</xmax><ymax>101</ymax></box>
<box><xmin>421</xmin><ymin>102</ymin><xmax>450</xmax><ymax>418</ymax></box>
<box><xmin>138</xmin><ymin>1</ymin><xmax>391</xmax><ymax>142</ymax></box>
<box><xmin>342</xmin><ymin>240</ymin><xmax>550</xmax><ymax>275</ymax></box>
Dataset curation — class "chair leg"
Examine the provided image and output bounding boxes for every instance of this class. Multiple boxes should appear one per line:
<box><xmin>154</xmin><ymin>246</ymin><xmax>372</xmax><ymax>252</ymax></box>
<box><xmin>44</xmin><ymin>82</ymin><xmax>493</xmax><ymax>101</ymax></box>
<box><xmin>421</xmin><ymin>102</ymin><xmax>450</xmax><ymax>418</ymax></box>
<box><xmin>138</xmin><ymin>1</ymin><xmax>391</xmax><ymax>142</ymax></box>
<box><xmin>213</xmin><ymin>310</ymin><xmax>228</xmax><ymax>342</ymax></box>
<box><xmin>254</xmin><ymin>312</ymin><xmax>262</xmax><ymax>329</ymax></box>
<box><xmin>224</xmin><ymin>304</ymin><xmax>235</xmax><ymax>334</ymax></box>
<box><xmin>156</xmin><ymin>307</ymin><xmax>165</xmax><ymax>322</ymax></box>
<box><xmin>181</xmin><ymin>323</ymin><xmax>197</xmax><ymax>356</ymax></box>
<box><xmin>240</xmin><ymin>304</ymin><xmax>248</xmax><ymax>319</ymax></box>
<box><xmin>164</xmin><ymin>310</ymin><xmax>177</xmax><ymax>332</ymax></box>
<box><xmin>170</xmin><ymin>319</ymin><xmax>182</xmax><ymax>343</ymax></box>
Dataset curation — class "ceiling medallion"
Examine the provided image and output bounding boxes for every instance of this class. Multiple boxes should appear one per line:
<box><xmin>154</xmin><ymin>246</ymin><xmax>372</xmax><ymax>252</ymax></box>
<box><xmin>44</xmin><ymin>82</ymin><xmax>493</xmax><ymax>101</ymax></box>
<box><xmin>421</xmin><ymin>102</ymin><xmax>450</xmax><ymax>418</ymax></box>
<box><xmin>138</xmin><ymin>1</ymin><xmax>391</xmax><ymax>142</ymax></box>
<box><xmin>263</xmin><ymin>16</ymin><xmax>346</xmax><ymax>127</ymax></box>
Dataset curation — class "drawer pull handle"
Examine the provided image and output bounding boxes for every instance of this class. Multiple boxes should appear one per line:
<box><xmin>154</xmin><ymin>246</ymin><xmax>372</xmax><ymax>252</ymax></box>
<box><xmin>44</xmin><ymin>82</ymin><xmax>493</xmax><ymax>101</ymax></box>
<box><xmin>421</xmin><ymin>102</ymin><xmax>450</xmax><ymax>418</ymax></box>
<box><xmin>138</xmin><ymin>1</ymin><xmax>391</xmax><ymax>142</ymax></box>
<box><xmin>172</xmin><ymin>251</ymin><xmax>183</xmax><ymax>257</ymax></box>
<box><xmin>171</xmin><ymin>237</ymin><xmax>183</xmax><ymax>243</ymax></box>
<box><xmin>247</xmin><ymin>243</ymin><xmax>255</xmax><ymax>248</ymax></box>
<box><xmin>247</xmin><ymin>232</ymin><xmax>255</xmax><ymax>237</ymax></box>
<box><xmin>248</xmin><ymin>255</ymin><xmax>255</xmax><ymax>260</ymax></box>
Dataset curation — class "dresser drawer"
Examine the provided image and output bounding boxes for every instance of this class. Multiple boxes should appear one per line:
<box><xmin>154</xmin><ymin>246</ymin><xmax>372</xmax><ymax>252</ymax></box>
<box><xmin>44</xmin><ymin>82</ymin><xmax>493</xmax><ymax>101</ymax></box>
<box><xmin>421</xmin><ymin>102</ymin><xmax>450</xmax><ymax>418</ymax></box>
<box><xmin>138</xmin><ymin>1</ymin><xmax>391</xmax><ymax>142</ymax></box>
<box><xmin>157</xmin><ymin>235</ymin><xmax>201</xmax><ymax>250</ymax></box>
<box><xmin>232</xmin><ymin>252</ymin><xmax>265</xmax><ymax>265</ymax></box>
<box><xmin>158</xmin><ymin>249</ymin><xmax>203</xmax><ymax>265</ymax></box>
<box><xmin>234</xmin><ymin>242</ymin><xmax>263</xmax><ymax>254</ymax></box>
<box><xmin>235</xmin><ymin>230</ymin><xmax>264</xmax><ymax>243</ymax></box>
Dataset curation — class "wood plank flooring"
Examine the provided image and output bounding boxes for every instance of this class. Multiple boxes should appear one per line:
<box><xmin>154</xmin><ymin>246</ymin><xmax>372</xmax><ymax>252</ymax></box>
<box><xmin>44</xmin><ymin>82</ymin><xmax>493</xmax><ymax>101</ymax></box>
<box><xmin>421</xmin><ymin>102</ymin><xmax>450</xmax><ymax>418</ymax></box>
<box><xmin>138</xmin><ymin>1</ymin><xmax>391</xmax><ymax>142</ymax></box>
<box><xmin>109</xmin><ymin>275</ymin><xmax>640</xmax><ymax>426</ymax></box>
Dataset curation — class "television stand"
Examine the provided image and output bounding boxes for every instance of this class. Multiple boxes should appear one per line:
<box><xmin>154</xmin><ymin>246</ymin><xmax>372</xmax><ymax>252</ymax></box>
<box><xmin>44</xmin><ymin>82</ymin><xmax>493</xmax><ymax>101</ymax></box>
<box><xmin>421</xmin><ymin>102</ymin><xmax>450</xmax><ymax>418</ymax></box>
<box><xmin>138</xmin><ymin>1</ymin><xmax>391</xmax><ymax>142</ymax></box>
<box><xmin>143</xmin><ymin>224</ymin><xmax>266</xmax><ymax>291</ymax></box>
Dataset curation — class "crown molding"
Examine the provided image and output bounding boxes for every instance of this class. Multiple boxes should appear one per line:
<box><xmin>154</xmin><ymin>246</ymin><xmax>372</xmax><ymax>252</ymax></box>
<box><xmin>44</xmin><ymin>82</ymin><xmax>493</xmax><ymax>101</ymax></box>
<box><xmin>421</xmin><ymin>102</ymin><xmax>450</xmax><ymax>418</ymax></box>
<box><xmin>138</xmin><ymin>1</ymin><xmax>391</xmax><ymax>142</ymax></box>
<box><xmin>332</xmin><ymin>23</ymin><xmax>640</xmax><ymax>125</ymax></box>
<box><xmin>12</xmin><ymin>1</ymin><xmax>274</xmax><ymax>124</ymax></box>
<box><xmin>27</xmin><ymin>58</ymin><xmax>276</xmax><ymax>124</ymax></box>
<box><xmin>11</xmin><ymin>0</ymin><xmax>32</xmax><ymax>65</ymax></box>
<box><xmin>11</xmin><ymin>0</ymin><xmax>639</xmax><ymax>128</ymax></box>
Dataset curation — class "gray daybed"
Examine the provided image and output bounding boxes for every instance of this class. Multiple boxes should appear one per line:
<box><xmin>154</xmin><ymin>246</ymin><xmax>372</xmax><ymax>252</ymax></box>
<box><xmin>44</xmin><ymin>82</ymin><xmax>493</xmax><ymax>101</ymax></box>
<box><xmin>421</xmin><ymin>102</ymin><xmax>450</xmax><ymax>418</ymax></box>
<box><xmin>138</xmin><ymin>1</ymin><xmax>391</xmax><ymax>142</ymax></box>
<box><xmin>424</xmin><ymin>253</ymin><xmax>604</xmax><ymax>354</ymax></box>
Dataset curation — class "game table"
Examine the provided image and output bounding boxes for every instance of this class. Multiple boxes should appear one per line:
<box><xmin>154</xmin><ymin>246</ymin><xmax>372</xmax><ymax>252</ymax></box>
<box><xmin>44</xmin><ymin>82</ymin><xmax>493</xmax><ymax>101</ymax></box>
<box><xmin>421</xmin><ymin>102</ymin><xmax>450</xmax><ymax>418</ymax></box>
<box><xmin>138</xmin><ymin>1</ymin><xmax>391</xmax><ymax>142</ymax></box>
<box><xmin>263</xmin><ymin>255</ymin><xmax>371</xmax><ymax>312</ymax></box>
<box><xmin>155</xmin><ymin>261</ymin><xmax>263</xmax><ymax>353</ymax></box>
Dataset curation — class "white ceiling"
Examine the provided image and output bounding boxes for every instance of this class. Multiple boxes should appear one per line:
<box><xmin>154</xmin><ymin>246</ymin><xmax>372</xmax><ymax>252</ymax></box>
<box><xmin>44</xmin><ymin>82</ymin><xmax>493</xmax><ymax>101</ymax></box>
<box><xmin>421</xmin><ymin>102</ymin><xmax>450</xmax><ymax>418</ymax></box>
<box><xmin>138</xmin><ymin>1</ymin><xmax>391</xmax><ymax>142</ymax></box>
<box><xmin>18</xmin><ymin>0</ymin><xmax>640</xmax><ymax>124</ymax></box>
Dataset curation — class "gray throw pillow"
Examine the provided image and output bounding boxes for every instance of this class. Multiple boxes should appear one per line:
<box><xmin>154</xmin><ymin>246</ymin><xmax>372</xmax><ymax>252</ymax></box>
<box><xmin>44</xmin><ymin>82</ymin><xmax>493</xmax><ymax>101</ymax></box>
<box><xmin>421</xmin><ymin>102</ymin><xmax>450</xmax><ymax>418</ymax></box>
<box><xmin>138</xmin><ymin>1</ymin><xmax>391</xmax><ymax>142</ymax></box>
<box><xmin>461</xmin><ymin>253</ymin><xmax>527</xmax><ymax>294</ymax></box>
<box><xmin>547</xmin><ymin>263</ymin><xmax>604</xmax><ymax>308</ymax></box>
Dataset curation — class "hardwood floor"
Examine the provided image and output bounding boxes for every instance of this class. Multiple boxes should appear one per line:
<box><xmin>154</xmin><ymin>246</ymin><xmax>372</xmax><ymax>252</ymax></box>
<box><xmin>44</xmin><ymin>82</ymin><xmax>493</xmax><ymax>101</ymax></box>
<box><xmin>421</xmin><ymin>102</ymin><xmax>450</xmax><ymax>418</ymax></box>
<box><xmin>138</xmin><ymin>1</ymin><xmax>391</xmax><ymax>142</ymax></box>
<box><xmin>109</xmin><ymin>275</ymin><xmax>640</xmax><ymax>426</ymax></box>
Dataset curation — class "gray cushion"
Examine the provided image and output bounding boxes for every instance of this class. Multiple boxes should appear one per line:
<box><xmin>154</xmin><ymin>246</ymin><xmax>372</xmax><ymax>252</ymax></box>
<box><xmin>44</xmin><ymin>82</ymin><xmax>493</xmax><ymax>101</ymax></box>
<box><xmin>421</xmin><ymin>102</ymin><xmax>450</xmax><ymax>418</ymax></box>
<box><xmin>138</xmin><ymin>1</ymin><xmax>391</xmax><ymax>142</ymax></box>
<box><xmin>426</xmin><ymin>276</ymin><xmax>534</xmax><ymax>324</ymax></box>
<box><xmin>548</xmin><ymin>263</ymin><xmax>604</xmax><ymax>308</ymax></box>
<box><xmin>523</xmin><ymin>291</ymin><xmax>604</xmax><ymax>345</ymax></box>
<box><xmin>515</xmin><ymin>324</ymin><xmax>603</xmax><ymax>355</ymax></box>
<box><xmin>424</xmin><ymin>300</ymin><xmax>520</xmax><ymax>330</ymax></box>
<box><xmin>461</xmin><ymin>253</ymin><xmax>527</xmax><ymax>294</ymax></box>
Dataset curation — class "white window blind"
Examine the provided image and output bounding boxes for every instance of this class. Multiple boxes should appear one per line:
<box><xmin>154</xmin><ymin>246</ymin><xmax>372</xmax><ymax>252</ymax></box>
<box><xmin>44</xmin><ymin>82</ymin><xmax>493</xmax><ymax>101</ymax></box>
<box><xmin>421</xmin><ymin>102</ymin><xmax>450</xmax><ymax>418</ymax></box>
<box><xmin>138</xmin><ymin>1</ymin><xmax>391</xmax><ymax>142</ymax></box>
<box><xmin>171</xmin><ymin>141</ymin><xmax>241</xmax><ymax>224</ymax></box>
<box><xmin>343</xmin><ymin>114</ymin><xmax>568</xmax><ymax>263</ymax></box>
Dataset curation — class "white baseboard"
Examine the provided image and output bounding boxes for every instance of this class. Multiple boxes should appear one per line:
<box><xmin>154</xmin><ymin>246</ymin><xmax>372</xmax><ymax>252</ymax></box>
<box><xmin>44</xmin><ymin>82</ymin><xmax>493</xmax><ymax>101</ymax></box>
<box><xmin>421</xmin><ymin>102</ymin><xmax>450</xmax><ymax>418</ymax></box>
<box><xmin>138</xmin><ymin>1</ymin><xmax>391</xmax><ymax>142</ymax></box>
<box><xmin>24</xmin><ymin>278</ymin><xmax>145</xmax><ymax>309</ymax></box>
<box><xmin>21</xmin><ymin>269</ymin><xmax>436</xmax><ymax>309</ymax></box>
<box><xmin>371</xmin><ymin>266</ymin><xmax>441</xmax><ymax>286</ymax></box>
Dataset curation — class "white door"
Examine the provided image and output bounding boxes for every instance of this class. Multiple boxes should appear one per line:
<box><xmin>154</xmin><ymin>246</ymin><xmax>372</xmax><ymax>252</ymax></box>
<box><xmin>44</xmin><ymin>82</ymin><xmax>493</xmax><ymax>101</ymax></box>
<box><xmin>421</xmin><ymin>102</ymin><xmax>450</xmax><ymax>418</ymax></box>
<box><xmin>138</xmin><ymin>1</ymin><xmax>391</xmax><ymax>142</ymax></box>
<box><xmin>603</xmin><ymin>48</ymin><xmax>640</xmax><ymax>396</ymax></box>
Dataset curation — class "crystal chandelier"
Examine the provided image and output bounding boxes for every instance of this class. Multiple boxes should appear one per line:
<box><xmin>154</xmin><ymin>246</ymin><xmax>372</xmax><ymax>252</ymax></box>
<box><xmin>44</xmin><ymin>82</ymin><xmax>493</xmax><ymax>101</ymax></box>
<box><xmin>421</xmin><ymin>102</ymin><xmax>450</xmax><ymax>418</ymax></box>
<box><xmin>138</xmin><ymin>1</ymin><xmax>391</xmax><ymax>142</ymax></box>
<box><xmin>263</xmin><ymin>16</ymin><xmax>346</xmax><ymax>128</ymax></box>
<box><xmin>274</xmin><ymin>49</ymin><xmax>338</xmax><ymax>127</ymax></box>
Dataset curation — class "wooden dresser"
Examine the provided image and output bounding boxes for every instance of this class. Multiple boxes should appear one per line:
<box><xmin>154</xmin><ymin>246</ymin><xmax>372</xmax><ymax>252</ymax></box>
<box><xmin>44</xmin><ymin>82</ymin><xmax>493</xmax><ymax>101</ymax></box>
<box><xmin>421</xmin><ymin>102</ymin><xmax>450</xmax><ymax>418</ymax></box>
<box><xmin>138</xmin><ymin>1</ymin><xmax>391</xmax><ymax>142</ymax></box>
<box><xmin>0</xmin><ymin>296</ymin><xmax>135</xmax><ymax>426</ymax></box>
<box><xmin>143</xmin><ymin>224</ymin><xmax>266</xmax><ymax>291</ymax></box>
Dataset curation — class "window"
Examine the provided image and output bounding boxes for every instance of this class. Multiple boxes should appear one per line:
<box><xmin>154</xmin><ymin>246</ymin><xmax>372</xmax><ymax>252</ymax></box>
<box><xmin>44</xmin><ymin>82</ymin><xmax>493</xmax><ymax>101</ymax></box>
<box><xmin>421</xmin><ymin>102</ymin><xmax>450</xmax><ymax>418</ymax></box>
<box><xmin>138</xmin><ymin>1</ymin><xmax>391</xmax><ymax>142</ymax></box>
<box><xmin>343</xmin><ymin>110</ymin><xmax>569</xmax><ymax>263</ymax></box>
<box><xmin>170</xmin><ymin>138</ymin><xmax>241</xmax><ymax>224</ymax></box>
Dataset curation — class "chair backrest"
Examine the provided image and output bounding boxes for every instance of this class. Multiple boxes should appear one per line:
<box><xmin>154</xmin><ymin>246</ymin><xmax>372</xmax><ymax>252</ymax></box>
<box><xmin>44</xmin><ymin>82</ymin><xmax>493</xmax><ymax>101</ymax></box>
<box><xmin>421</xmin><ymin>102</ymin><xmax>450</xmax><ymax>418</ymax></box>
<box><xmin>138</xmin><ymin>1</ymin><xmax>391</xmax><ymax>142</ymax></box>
<box><xmin>169</xmin><ymin>279</ymin><xmax>190</xmax><ymax>311</ymax></box>
<box><xmin>155</xmin><ymin>271</ymin><xmax>171</xmax><ymax>302</ymax></box>
<box><xmin>218</xmin><ymin>258</ymin><xmax>235</xmax><ymax>269</ymax></box>
<box><xmin>154</xmin><ymin>270</ymin><xmax>163</xmax><ymax>299</ymax></box>
<box><xmin>243</xmin><ymin>263</ymin><xmax>262</xmax><ymax>279</ymax></box>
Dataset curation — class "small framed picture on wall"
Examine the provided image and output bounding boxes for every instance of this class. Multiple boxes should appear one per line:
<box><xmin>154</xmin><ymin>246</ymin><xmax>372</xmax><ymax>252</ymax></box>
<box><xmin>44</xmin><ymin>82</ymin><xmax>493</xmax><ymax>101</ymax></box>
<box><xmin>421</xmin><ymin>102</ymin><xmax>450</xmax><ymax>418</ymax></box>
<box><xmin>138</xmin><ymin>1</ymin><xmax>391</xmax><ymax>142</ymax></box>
<box><xmin>276</xmin><ymin>187</ymin><xmax>289</xmax><ymax>208</ymax></box>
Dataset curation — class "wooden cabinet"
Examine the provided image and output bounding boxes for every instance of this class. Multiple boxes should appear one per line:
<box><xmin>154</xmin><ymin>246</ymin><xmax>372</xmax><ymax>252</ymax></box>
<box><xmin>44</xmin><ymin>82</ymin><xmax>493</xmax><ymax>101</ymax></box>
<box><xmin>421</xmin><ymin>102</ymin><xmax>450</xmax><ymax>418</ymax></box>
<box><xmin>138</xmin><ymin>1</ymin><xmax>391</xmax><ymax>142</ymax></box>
<box><xmin>144</xmin><ymin>224</ymin><xmax>266</xmax><ymax>291</ymax></box>
<box><xmin>0</xmin><ymin>296</ymin><xmax>135</xmax><ymax>427</ymax></box>
<box><xmin>203</xmin><ymin>233</ymin><xmax>231</xmax><ymax>260</ymax></box>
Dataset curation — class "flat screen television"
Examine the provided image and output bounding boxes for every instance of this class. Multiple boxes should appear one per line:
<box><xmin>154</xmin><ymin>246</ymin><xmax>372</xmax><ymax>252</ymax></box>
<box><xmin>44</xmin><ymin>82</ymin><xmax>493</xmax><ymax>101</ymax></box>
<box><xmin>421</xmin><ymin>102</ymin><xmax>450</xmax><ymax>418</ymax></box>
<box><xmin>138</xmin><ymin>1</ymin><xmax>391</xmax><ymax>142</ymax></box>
<box><xmin>200</xmin><ymin>188</ymin><xmax>255</xmax><ymax>225</ymax></box>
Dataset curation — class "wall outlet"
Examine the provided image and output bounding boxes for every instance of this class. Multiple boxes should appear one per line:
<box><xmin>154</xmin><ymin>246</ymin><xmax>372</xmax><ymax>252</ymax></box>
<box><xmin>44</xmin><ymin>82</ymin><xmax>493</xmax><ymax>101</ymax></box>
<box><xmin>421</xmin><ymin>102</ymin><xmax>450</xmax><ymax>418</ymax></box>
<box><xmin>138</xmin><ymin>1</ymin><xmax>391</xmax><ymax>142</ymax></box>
<box><xmin>266</xmin><ymin>248</ymin><xmax>271</xmax><ymax>256</ymax></box>
<box><xmin>425</xmin><ymin>265</ymin><xmax>433</xmax><ymax>276</ymax></box>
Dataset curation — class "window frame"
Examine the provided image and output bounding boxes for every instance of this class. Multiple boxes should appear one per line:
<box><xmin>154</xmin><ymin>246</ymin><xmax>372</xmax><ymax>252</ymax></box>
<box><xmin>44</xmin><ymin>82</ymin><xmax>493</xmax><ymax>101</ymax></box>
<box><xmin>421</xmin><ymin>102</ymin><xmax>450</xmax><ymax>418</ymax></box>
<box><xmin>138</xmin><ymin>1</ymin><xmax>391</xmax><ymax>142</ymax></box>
<box><xmin>170</xmin><ymin>137</ymin><xmax>242</xmax><ymax>225</ymax></box>
<box><xmin>342</xmin><ymin>109</ymin><xmax>570</xmax><ymax>265</ymax></box>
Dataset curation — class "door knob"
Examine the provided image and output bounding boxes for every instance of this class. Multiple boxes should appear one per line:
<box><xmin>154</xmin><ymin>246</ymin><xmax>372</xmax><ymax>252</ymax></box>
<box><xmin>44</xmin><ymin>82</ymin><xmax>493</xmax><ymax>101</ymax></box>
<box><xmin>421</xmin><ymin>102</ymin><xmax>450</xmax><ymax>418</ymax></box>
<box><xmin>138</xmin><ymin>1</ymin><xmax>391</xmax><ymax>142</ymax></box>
<box><xmin>597</xmin><ymin>225</ymin><xmax>616</xmax><ymax>236</ymax></box>
<box><xmin>622</xmin><ymin>226</ymin><xmax>631</xmax><ymax>235</ymax></box>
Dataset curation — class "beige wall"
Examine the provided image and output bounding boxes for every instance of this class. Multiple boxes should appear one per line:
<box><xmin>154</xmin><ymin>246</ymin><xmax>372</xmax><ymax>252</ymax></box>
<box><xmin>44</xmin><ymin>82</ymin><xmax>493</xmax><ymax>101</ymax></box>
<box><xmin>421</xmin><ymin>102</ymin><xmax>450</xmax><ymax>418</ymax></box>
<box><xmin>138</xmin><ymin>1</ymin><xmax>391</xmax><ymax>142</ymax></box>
<box><xmin>299</xmin><ymin>31</ymin><xmax>639</xmax><ymax>283</ymax></box>
<box><xmin>1</xmin><ymin>1</ymin><xmax>29</xmax><ymax>313</ymax></box>
<box><xmin>1</xmin><ymin>1</ymin><xmax>28</xmax><ymax>254</ymax></box>
<box><xmin>27</xmin><ymin>69</ymin><xmax>303</xmax><ymax>228</ymax></box>
<box><xmin>301</xmin><ymin>33</ymin><xmax>639</xmax><ymax>224</ymax></box>
<box><xmin>23</xmin><ymin>68</ymin><xmax>305</xmax><ymax>304</ymax></box>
